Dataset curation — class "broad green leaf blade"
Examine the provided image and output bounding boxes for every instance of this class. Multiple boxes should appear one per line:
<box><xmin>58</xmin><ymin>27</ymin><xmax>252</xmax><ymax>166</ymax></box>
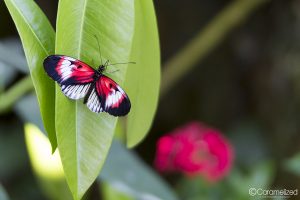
<box><xmin>125</xmin><ymin>0</ymin><xmax>160</xmax><ymax>147</ymax></box>
<box><xmin>24</xmin><ymin>123</ymin><xmax>72</xmax><ymax>200</ymax></box>
<box><xmin>100</xmin><ymin>140</ymin><xmax>179</xmax><ymax>200</ymax></box>
<box><xmin>4</xmin><ymin>0</ymin><xmax>57</xmax><ymax>150</ymax></box>
<box><xmin>55</xmin><ymin>0</ymin><xmax>134</xmax><ymax>199</ymax></box>
<box><xmin>25</xmin><ymin>123</ymin><xmax>64</xmax><ymax>179</ymax></box>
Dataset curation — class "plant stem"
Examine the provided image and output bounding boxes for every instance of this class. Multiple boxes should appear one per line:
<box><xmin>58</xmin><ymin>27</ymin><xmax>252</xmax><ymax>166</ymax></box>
<box><xmin>0</xmin><ymin>76</ymin><xmax>33</xmax><ymax>113</ymax></box>
<box><xmin>160</xmin><ymin>0</ymin><xmax>270</xmax><ymax>96</ymax></box>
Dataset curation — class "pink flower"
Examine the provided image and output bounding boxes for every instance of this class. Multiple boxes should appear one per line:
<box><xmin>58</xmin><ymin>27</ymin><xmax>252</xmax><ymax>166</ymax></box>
<box><xmin>154</xmin><ymin>122</ymin><xmax>234</xmax><ymax>182</ymax></box>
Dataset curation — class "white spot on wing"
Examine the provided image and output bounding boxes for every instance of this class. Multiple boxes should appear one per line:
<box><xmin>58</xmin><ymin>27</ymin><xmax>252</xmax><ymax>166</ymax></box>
<box><xmin>61</xmin><ymin>84</ymin><xmax>91</xmax><ymax>100</ymax></box>
<box><xmin>64</xmin><ymin>56</ymin><xmax>76</xmax><ymax>61</ymax></box>
<box><xmin>59</xmin><ymin>66</ymin><xmax>73</xmax><ymax>82</ymax></box>
<box><xmin>86</xmin><ymin>88</ymin><xmax>102</xmax><ymax>113</ymax></box>
<box><xmin>105</xmin><ymin>90</ymin><xmax>125</xmax><ymax>109</ymax></box>
<box><xmin>57</xmin><ymin>58</ymin><xmax>78</xmax><ymax>82</ymax></box>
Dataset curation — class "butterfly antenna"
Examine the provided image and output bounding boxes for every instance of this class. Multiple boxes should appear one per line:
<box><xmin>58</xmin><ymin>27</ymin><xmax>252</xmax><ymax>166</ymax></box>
<box><xmin>108</xmin><ymin>62</ymin><xmax>136</xmax><ymax>66</ymax></box>
<box><xmin>94</xmin><ymin>35</ymin><xmax>103</xmax><ymax>65</ymax></box>
<box><xmin>108</xmin><ymin>69</ymin><xmax>120</xmax><ymax>74</ymax></box>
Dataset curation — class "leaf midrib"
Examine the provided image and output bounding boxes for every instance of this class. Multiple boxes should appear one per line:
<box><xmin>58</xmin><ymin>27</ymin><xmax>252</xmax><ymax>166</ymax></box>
<box><xmin>76</xmin><ymin>0</ymin><xmax>89</xmax><ymax>193</ymax></box>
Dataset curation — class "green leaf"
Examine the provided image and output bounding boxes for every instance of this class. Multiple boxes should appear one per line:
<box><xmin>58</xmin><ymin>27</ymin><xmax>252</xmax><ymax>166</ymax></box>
<box><xmin>100</xmin><ymin>140</ymin><xmax>179</xmax><ymax>200</ymax></box>
<box><xmin>24</xmin><ymin>123</ymin><xmax>72</xmax><ymax>200</ymax></box>
<box><xmin>125</xmin><ymin>0</ymin><xmax>160</xmax><ymax>147</ymax></box>
<box><xmin>24</xmin><ymin>123</ymin><xmax>64</xmax><ymax>180</ymax></box>
<box><xmin>177</xmin><ymin>178</ymin><xmax>234</xmax><ymax>200</ymax></box>
<box><xmin>0</xmin><ymin>61</ymin><xmax>17</xmax><ymax>90</ymax></box>
<box><xmin>0</xmin><ymin>184</ymin><xmax>9</xmax><ymax>200</ymax></box>
<box><xmin>101</xmin><ymin>183</ymin><xmax>133</xmax><ymax>200</ymax></box>
<box><xmin>228</xmin><ymin>161</ymin><xmax>275</xmax><ymax>198</ymax></box>
<box><xmin>0</xmin><ymin>38</ymin><xmax>26</xmax><ymax>90</ymax></box>
<box><xmin>0</xmin><ymin>38</ymin><xmax>28</xmax><ymax>73</ymax></box>
<box><xmin>14</xmin><ymin>94</ymin><xmax>44</xmax><ymax>132</ymax></box>
<box><xmin>248</xmin><ymin>161</ymin><xmax>274</xmax><ymax>188</ymax></box>
<box><xmin>4</xmin><ymin>0</ymin><xmax>57</xmax><ymax>150</ymax></box>
<box><xmin>55</xmin><ymin>0</ymin><xmax>134</xmax><ymax>199</ymax></box>
<box><xmin>284</xmin><ymin>152</ymin><xmax>300</xmax><ymax>176</ymax></box>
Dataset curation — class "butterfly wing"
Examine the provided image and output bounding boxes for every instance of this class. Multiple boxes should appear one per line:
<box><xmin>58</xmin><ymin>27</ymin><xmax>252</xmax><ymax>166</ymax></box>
<box><xmin>85</xmin><ymin>85</ymin><xmax>103</xmax><ymax>113</ymax></box>
<box><xmin>43</xmin><ymin>55</ymin><xmax>95</xmax><ymax>100</ymax></box>
<box><xmin>88</xmin><ymin>75</ymin><xmax>130</xmax><ymax>116</ymax></box>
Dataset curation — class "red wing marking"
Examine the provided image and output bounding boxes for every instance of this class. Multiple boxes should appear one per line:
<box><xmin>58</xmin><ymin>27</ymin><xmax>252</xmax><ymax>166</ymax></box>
<box><xmin>95</xmin><ymin>75</ymin><xmax>131</xmax><ymax>116</ymax></box>
<box><xmin>44</xmin><ymin>55</ymin><xmax>95</xmax><ymax>85</ymax></box>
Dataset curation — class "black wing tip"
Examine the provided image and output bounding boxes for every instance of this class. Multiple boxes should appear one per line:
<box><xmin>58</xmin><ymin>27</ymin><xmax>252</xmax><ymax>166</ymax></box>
<box><xmin>107</xmin><ymin>98</ymin><xmax>131</xmax><ymax>117</ymax></box>
<box><xmin>43</xmin><ymin>55</ymin><xmax>61</xmax><ymax>63</ymax></box>
<box><xmin>43</xmin><ymin>55</ymin><xmax>63</xmax><ymax>81</ymax></box>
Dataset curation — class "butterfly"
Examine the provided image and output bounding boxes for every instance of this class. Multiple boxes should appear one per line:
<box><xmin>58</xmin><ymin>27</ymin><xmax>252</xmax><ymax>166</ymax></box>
<box><xmin>43</xmin><ymin>55</ymin><xmax>131</xmax><ymax>116</ymax></box>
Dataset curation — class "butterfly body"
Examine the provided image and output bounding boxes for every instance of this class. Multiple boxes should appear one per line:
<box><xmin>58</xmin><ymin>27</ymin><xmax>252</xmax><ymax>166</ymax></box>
<box><xmin>43</xmin><ymin>55</ymin><xmax>130</xmax><ymax>116</ymax></box>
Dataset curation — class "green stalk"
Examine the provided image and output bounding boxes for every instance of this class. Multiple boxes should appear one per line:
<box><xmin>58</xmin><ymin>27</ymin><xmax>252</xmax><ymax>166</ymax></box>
<box><xmin>161</xmin><ymin>0</ymin><xmax>270</xmax><ymax>96</ymax></box>
<box><xmin>0</xmin><ymin>76</ymin><xmax>33</xmax><ymax>113</ymax></box>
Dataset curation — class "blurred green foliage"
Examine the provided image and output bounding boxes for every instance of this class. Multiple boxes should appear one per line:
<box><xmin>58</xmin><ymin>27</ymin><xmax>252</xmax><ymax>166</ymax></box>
<box><xmin>0</xmin><ymin>184</ymin><xmax>9</xmax><ymax>200</ymax></box>
<box><xmin>1</xmin><ymin>0</ymin><xmax>300</xmax><ymax>200</ymax></box>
